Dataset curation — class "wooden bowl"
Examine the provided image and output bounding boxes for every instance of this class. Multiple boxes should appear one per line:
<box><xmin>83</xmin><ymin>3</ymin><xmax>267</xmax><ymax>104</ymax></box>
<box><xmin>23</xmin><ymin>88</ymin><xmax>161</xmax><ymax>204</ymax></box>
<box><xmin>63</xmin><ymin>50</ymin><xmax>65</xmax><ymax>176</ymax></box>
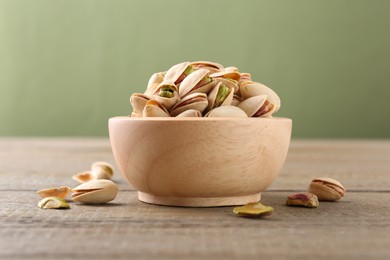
<box><xmin>109</xmin><ymin>117</ymin><xmax>292</xmax><ymax>207</ymax></box>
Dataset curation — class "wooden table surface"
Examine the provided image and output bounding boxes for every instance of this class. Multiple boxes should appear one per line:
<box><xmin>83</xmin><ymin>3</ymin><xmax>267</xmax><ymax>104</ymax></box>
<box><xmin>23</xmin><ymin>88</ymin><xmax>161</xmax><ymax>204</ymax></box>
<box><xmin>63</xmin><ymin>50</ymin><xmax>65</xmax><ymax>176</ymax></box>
<box><xmin>1</xmin><ymin>138</ymin><xmax>390</xmax><ymax>259</ymax></box>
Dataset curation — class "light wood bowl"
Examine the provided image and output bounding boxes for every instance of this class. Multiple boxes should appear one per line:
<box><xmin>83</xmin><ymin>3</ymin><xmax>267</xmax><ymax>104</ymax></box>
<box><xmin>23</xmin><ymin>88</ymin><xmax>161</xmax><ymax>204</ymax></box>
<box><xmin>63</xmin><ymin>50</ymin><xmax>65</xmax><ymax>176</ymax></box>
<box><xmin>109</xmin><ymin>117</ymin><xmax>292</xmax><ymax>207</ymax></box>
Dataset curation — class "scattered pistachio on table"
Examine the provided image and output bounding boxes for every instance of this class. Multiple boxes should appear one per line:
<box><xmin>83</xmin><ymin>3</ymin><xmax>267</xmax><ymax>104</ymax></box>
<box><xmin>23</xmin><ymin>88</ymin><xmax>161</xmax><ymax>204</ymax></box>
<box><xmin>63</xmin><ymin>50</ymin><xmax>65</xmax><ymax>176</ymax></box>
<box><xmin>308</xmin><ymin>177</ymin><xmax>346</xmax><ymax>202</ymax></box>
<box><xmin>38</xmin><ymin>197</ymin><xmax>70</xmax><ymax>209</ymax></box>
<box><xmin>71</xmin><ymin>179</ymin><xmax>118</xmax><ymax>204</ymax></box>
<box><xmin>233</xmin><ymin>202</ymin><xmax>274</xmax><ymax>218</ymax></box>
<box><xmin>286</xmin><ymin>192</ymin><xmax>319</xmax><ymax>208</ymax></box>
<box><xmin>36</xmin><ymin>186</ymin><xmax>71</xmax><ymax>199</ymax></box>
<box><xmin>72</xmin><ymin>161</ymin><xmax>114</xmax><ymax>183</ymax></box>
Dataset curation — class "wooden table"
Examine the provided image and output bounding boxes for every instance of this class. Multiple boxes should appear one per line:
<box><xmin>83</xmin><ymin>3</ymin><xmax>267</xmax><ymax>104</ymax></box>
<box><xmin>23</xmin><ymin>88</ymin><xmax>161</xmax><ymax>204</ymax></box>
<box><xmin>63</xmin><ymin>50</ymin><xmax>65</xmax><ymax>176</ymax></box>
<box><xmin>1</xmin><ymin>138</ymin><xmax>389</xmax><ymax>259</ymax></box>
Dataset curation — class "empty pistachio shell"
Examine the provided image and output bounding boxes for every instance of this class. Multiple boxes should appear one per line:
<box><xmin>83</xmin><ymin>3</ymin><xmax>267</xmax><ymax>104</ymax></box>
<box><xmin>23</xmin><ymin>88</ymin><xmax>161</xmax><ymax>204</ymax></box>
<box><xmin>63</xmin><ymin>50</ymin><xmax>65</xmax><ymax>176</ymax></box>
<box><xmin>286</xmin><ymin>192</ymin><xmax>319</xmax><ymax>208</ymax></box>
<box><xmin>233</xmin><ymin>202</ymin><xmax>273</xmax><ymax>218</ymax></box>
<box><xmin>308</xmin><ymin>177</ymin><xmax>346</xmax><ymax>201</ymax></box>
<box><xmin>37</xmin><ymin>186</ymin><xmax>71</xmax><ymax>199</ymax></box>
<box><xmin>38</xmin><ymin>197</ymin><xmax>70</xmax><ymax>209</ymax></box>
<box><xmin>72</xmin><ymin>179</ymin><xmax>118</xmax><ymax>204</ymax></box>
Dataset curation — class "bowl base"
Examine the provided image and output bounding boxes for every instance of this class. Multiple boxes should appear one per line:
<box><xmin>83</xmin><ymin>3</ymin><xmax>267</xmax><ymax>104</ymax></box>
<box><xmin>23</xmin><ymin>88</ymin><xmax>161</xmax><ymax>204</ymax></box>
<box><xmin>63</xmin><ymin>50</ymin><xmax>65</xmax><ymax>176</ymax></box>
<box><xmin>138</xmin><ymin>192</ymin><xmax>261</xmax><ymax>207</ymax></box>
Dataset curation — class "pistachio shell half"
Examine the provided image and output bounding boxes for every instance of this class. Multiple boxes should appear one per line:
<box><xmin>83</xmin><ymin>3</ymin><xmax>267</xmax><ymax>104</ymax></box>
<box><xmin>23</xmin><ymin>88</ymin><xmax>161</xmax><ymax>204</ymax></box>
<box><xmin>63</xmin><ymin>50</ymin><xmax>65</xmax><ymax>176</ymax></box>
<box><xmin>72</xmin><ymin>179</ymin><xmax>118</xmax><ymax>204</ymax></box>
<box><xmin>72</xmin><ymin>171</ymin><xmax>95</xmax><ymax>183</ymax></box>
<box><xmin>37</xmin><ymin>186</ymin><xmax>71</xmax><ymax>199</ymax></box>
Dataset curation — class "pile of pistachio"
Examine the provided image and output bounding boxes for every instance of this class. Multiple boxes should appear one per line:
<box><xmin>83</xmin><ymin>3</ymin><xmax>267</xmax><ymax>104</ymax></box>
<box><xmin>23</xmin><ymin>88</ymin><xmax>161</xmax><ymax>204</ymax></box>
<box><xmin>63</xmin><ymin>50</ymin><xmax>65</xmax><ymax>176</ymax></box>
<box><xmin>130</xmin><ymin>61</ymin><xmax>281</xmax><ymax>118</ymax></box>
<box><xmin>36</xmin><ymin>162</ymin><xmax>118</xmax><ymax>209</ymax></box>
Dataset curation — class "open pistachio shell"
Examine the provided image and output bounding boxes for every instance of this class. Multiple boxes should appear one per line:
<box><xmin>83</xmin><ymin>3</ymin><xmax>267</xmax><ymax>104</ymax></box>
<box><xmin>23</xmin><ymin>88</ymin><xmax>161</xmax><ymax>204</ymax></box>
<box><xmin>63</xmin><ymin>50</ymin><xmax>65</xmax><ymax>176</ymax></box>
<box><xmin>143</xmin><ymin>100</ymin><xmax>170</xmax><ymax>117</ymax></box>
<box><xmin>130</xmin><ymin>93</ymin><xmax>150</xmax><ymax>117</ymax></box>
<box><xmin>175</xmin><ymin>109</ymin><xmax>202</xmax><ymax>117</ymax></box>
<box><xmin>205</xmin><ymin>105</ymin><xmax>247</xmax><ymax>118</ymax></box>
<box><xmin>144</xmin><ymin>82</ymin><xmax>159</xmax><ymax>97</ymax></box>
<box><xmin>206</xmin><ymin>82</ymin><xmax>234</xmax><ymax>112</ymax></box>
<box><xmin>190</xmin><ymin>61</ymin><xmax>224</xmax><ymax>73</ymax></box>
<box><xmin>240</xmin><ymin>82</ymin><xmax>281</xmax><ymax>113</ymax></box>
<box><xmin>163</xmin><ymin>61</ymin><xmax>194</xmax><ymax>85</ymax></box>
<box><xmin>238</xmin><ymin>95</ymin><xmax>270</xmax><ymax>117</ymax></box>
<box><xmin>72</xmin><ymin>179</ymin><xmax>118</xmax><ymax>204</ymax></box>
<box><xmin>179</xmin><ymin>68</ymin><xmax>216</xmax><ymax>98</ymax></box>
<box><xmin>170</xmin><ymin>93</ymin><xmax>208</xmax><ymax>117</ymax></box>
<box><xmin>91</xmin><ymin>161</ymin><xmax>114</xmax><ymax>180</ymax></box>
<box><xmin>38</xmin><ymin>197</ymin><xmax>70</xmax><ymax>209</ymax></box>
<box><xmin>152</xmin><ymin>83</ymin><xmax>180</xmax><ymax>111</ymax></box>
<box><xmin>210</xmin><ymin>70</ymin><xmax>241</xmax><ymax>82</ymax></box>
<box><xmin>147</xmin><ymin>72</ymin><xmax>165</xmax><ymax>89</ymax></box>
<box><xmin>308</xmin><ymin>177</ymin><xmax>346</xmax><ymax>201</ymax></box>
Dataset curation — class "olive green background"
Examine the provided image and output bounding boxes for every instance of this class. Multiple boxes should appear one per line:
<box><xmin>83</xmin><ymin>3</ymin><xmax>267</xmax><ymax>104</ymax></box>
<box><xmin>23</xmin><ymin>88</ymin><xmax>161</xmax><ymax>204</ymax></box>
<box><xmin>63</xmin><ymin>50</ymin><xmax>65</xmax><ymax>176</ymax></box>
<box><xmin>1</xmin><ymin>0</ymin><xmax>389</xmax><ymax>138</ymax></box>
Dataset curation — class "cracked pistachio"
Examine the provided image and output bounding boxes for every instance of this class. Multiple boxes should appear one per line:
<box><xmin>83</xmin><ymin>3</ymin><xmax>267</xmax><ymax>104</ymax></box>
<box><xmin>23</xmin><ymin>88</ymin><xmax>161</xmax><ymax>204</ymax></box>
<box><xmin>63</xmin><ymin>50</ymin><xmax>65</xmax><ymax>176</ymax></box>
<box><xmin>72</xmin><ymin>179</ymin><xmax>118</xmax><ymax>204</ymax></box>
<box><xmin>37</xmin><ymin>186</ymin><xmax>71</xmax><ymax>199</ymax></box>
<box><xmin>308</xmin><ymin>177</ymin><xmax>346</xmax><ymax>202</ymax></box>
<box><xmin>72</xmin><ymin>161</ymin><xmax>114</xmax><ymax>183</ymax></box>
<box><xmin>286</xmin><ymin>192</ymin><xmax>319</xmax><ymax>208</ymax></box>
<box><xmin>233</xmin><ymin>202</ymin><xmax>273</xmax><ymax>218</ymax></box>
<box><xmin>38</xmin><ymin>197</ymin><xmax>70</xmax><ymax>209</ymax></box>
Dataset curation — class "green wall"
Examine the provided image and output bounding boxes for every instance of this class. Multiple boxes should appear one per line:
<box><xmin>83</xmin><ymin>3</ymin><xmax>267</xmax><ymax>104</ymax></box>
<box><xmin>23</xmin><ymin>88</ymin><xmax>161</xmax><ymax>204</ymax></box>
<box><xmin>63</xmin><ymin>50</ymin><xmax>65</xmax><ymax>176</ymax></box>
<box><xmin>1</xmin><ymin>0</ymin><xmax>389</xmax><ymax>138</ymax></box>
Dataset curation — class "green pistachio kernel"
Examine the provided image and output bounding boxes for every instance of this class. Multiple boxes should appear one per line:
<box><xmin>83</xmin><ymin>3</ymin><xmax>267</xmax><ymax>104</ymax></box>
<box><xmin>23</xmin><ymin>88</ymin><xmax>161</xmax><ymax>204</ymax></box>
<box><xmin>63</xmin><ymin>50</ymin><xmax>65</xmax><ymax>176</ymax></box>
<box><xmin>159</xmin><ymin>87</ymin><xmax>174</xmax><ymax>98</ymax></box>
<box><xmin>183</xmin><ymin>65</ymin><xmax>195</xmax><ymax>76</ymax></box>
<box><xmin>215</xmin><ymin>85</ymin><xmax>230</xmax><ymax>106</ymax></box>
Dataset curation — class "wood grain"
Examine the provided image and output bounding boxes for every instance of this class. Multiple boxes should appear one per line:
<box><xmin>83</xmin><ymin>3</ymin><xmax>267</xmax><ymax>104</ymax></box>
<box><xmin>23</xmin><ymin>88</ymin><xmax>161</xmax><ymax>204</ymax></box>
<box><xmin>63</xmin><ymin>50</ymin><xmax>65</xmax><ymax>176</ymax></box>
<box><xmin>1</xmin><ymin>138</ymin><xmax>390</xmax><ymax>259</ymax></box>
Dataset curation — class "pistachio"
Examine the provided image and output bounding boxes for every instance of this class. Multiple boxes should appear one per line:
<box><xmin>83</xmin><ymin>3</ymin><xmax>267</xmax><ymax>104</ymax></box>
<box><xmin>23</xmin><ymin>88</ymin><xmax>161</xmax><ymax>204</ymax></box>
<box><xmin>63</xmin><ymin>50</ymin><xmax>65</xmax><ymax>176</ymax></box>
<box><xmin>38</xmin><ymin>197</ymin><xmax>70</xmax><ymax>209</ymax></box>
<box><xmin>73</xmin><ymin>161</ymin><xmax>114</xmax><ymax>183</ymax></box>
<box><xmin>37</xmin><ymin>186</ymin><xmax>71</xmax><ymax>199</ymax></box>
<box><xmin>233</xmin><ymin>202</ymin><xmax>273</xmax><ymax>218</ymax></box>
<box><xmin>308</xmin><ymin>177</ymin><xmax>346</xmax><ymax>201</ymax></box>
<box><xmin>91</xmin><ymin>161</ymin><xmax>114</xmax><ymax>180</ymax></box>
<box><xmin>286</xmin><ymin>192</ymin><xmax>319</xmax><ymax>208</ymax></box>
<box><xmin>72</xmin><ymin>179</ymin><xmax>118</xmax><ymax>204</ymax></box>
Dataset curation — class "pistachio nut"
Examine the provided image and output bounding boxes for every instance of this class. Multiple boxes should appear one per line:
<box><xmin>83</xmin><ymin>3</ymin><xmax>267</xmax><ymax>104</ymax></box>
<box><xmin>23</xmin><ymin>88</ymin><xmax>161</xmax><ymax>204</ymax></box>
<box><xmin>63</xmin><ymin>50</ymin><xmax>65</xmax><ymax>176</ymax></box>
<box><xmin>308</xmin><ymin>177</ymin><xmax>346</xmax><ymax>201</ymax></box>
<box><xmin>170</xmin><ymin>92</ymin><xmax>208</xmax><ymax>117</ymax></box>
<box><xmin>143</xmin><ymin>100</ymin><xmax>170</xmax><ymax>117</ymax></box>
<box><xmin>152</xmin><ymin>83</ymin><xmax>180</xmax><ymax>111</ymax></box>
<box><xmin>178</xmin><ymin>68</ymin><xmax>216</xmax><ymax>98</ymax></box>
<box><xmin>164</xmin><ymin>61</ymin><xmax>195</xmax><ymax>85</ymax></box>
<box><xmin>175</xmin><ymin>109</ymin><xmax>202</xmax><ymax>117</ymax></box>
<box><xmin>205</xmin><ymin>105</ymin><xmax>247</xmax><ymax>118</ymax></box>
<box><xmin>190</xmin><ymin>61</ymin><xmax>224</xmax><ymax>73</ymax></box>
<box><xmin>37</xmin><ymin>186</ymin><xmax>71</xmax><ymax>199</ymax></box>
<box><xmin>72</xmin><ymin>179</ymin><xmax>118</xmax><ymax>204</ymax></box>
<box><xmin>38</xmin><ymin>197</ymin><xmax>70</xmax><ymax>209</ymax></box>
<box><xmin>91</xmin><ymin>161</ymin><xmax>114</xmax><ymax>180</ymax></box>
<box><xmin>233</xmin><ymin>202</ymin><xmax>273</xmax><ymax>218</ymax></box>
<box><xmin>286</xmin><ymin>192</ymin><xmax>319</xmax><ymax>208</ymax></box>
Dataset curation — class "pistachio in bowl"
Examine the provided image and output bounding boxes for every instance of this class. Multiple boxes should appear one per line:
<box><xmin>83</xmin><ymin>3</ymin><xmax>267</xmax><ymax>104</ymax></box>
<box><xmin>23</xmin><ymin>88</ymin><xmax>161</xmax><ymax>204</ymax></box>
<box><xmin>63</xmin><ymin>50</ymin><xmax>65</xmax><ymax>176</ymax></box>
<box><xmin>109</xmin><ymin>61</ymin><xmax>292</xmax><ymax>207</ymax></box>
